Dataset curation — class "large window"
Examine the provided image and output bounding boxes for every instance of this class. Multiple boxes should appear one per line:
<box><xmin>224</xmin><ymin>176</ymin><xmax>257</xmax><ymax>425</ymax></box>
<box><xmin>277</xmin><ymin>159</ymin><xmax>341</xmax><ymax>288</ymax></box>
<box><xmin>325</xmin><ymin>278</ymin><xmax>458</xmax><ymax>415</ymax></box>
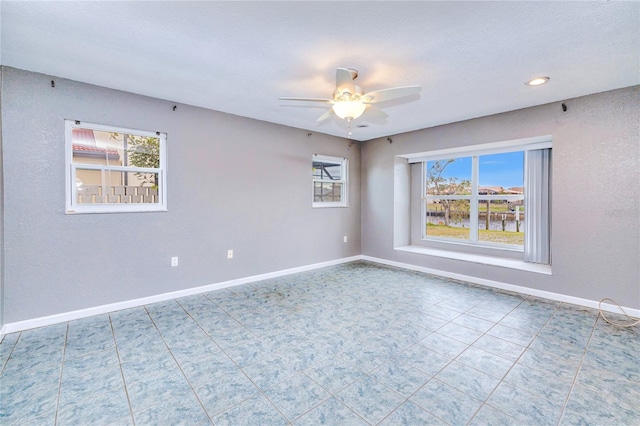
<box><xmin>312</xmin><ymin>154</ymin><xmax>348</xmax><ymax>207</ymax></box>
<box><xmin>425</xmin><ymin>152</ymin><xmax>525</xmax><ymax>247</ymax></box>
<box><xmin>65</xmin><ymin>120</ymin><xmax>167</xmax><ymax>213</ymax></box>
<box><xmin>413</xmin><ymin>138</ymin><xmax>551</xmax><ymax>264</ymax></box>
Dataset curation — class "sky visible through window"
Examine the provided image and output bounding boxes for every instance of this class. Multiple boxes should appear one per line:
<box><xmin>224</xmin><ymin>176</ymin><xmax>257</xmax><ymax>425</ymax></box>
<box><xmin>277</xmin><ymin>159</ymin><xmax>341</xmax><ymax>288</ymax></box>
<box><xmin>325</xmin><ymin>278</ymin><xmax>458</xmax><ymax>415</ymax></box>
<box><xmin>428</xmin><ymin>152</ymin><xmax>524</xmax><ymax>188</ymax></box>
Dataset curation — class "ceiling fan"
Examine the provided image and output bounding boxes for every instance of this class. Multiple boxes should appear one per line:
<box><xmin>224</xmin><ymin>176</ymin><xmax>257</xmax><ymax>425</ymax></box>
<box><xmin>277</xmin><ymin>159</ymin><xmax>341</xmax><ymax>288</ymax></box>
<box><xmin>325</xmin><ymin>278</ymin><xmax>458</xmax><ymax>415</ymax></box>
<box><xmin>279</xmin><ymin>68</ymin><xmax>421</xmax><ymax>135</ymax></box>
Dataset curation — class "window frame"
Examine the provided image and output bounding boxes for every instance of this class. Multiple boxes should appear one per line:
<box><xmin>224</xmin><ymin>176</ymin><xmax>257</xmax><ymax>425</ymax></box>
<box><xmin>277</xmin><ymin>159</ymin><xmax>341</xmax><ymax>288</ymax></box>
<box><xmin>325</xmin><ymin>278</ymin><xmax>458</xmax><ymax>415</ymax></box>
<box><xmin>409</xmin><ymin>136</ymin><xmax>552</xmax><ymax>258</ymax></box>
<box><xmin>312</xmin><ymin>154</ymin><xmax>348</xmax><ymax>208</ymax></box>
<box><xmin>422</xmin><ymin>155</ymin><xmax>525</xmax><ymax>251</ymax></box>
<box><xmin>64</xmin><ymin>120</ymin><xmax>168</xmax><ymax>214</ymax></box>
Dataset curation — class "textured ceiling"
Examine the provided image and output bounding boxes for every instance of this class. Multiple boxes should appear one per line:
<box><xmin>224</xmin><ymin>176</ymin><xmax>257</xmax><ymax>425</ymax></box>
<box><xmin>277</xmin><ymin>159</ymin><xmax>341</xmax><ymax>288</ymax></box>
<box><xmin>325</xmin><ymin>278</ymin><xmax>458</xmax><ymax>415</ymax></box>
<box><xmin>2</xmin><ymin>1</ymin><xmax>639</xmax><ymax>141</ymax></box>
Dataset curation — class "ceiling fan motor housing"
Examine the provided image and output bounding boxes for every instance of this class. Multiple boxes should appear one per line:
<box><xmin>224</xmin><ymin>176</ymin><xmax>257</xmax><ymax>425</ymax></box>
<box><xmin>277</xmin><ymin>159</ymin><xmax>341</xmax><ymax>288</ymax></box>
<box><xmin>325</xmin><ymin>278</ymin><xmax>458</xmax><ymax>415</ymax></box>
<box><xmin>333</xmin><ymin>86</ymin><xmax>363</xmax><ymax>101</ymax></box>
<box><xmin>333</xmin><ymin>67</ymin><xmax>362</xmax><ymax>101</ymax></box>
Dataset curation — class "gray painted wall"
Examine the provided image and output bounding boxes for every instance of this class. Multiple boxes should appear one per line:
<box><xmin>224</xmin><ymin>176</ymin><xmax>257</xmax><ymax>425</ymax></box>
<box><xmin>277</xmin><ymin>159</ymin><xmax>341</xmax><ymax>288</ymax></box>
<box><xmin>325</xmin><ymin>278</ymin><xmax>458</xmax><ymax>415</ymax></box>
<box><xmin>362</xmin><ymin>86</ymin><xmax>640</xmax><ymax>309</ymax></box>
<box><xmin>1</xmin><ymin>67</ymin><xmax>361</xmax><ymax>324</ymax></box>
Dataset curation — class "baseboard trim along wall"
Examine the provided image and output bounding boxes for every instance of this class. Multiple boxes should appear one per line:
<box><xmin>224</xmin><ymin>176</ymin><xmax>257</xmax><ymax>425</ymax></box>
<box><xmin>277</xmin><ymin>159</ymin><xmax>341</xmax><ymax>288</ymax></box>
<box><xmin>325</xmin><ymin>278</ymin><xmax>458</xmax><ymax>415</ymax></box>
<box><xmin>361</xmin><ymin>255</ymin><xmax>640</xmax><ymax>320</ymax></box>
<box><xmin>1</xmin><ymin>254</ymin><xmax>638</xmax><ymax>337</ymax></box>
<box><xmin>0</xmin><ymin>256</ymin><xmax>361</xmax><ymax>336</ymax></box>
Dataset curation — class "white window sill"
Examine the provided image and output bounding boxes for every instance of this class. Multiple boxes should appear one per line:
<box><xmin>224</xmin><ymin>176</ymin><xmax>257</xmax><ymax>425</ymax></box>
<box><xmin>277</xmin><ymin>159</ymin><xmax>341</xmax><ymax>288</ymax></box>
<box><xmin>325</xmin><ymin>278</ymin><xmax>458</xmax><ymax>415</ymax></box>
<box><xmin>394</xmin><ymin>245</ymin><xmax>552</xmax><ymax>275</ymax></box>
<box><xmin>66</xmin><ymin>207</ymin><xmax>167</xmax><ymax>214</ymax></box>
<box><xmin>312</xmin><ymin>204</ymin><xmax>349</xmax><ymax>208</ymax></box>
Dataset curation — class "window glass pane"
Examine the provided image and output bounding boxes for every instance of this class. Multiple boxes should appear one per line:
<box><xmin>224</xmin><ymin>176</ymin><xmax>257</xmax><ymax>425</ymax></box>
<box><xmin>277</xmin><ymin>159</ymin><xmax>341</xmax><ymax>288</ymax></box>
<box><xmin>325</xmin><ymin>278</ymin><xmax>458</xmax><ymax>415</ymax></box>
<box><xmin>75</xmin><ymin>169</ymin><xmax>160</xmax><ymax>205</ymax></box>
<box><xmin>477</xmin><ymin>199</ymin><xmax>524</xmax><ymax>245</ymax></box>
<box><xmin>72</xmin><ymin>128</ymin><xmax>122</xmax><ymax>165</ymax></box>
<box><xmin>426</xmin><ymin>158</ymin><xmax>471</xmax><ymax>195</ymax></box>
<box><xmin>72</xmin><ymin>128</ymin><xmax>160</xmax><ymax>169</ymax></box>
<box><xmin>479</xmin><ymin>151</ymin><xmax>524</xmax><ymax>194</ymax></box>
<box><xmin>313</xmin><ymin>182</ymin><xmax>342</xmax><ymax>202</ymax></box>
<box><xmin>122</xmin><ymin>134</ymin><xmax>160</xmax><ymax>168</ymax></box>
<box><xmin>313</xmin><ymin>161</ymin><xmax>342</xmax><ymax>180</ymax></box>
<box><xmin>425</xmin><ymin>199</ymin><xmax>470</xmax><ymax>240</ymax></box>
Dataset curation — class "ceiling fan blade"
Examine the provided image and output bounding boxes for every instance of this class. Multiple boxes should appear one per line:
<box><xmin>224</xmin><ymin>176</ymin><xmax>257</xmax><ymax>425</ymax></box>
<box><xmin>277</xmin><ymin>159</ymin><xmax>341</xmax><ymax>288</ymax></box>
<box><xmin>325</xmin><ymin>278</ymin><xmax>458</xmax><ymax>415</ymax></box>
<box><xmin>336</xmin><ymin>68</ymin><xmax>356</xmax><ymax>95</ymax></box>
<box><xmin>316</xmin><ymin>109</ymin><xmax>334</xmax><ymax>122</ymax></box>
<box><xmin>362</xmin><ymin>85</ymin><xmax>421</xmax><ymax>103</ymax></box>
<box><xmin>361</xmin><ymin>105</ymin><xmax>388</xmax><ymax>124</ymax></box>
<box><xmin>278</xmin><ymin>97</ymin><xmax>333</xmax><ymax>103</ymax></box>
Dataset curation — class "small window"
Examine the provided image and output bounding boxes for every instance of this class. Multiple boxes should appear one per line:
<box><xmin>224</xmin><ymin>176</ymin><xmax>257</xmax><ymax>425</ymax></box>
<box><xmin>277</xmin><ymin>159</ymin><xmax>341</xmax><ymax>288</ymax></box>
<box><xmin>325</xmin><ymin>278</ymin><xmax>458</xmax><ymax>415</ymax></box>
<box><xmin>312</xmin><ymin>154</ymin><xmax>348</xmax><ymax>208</ymax></box>
<box><xmin>65</xmin><ymin>120</ymin><xmax>167</xmax><ymax>213</ymax></box>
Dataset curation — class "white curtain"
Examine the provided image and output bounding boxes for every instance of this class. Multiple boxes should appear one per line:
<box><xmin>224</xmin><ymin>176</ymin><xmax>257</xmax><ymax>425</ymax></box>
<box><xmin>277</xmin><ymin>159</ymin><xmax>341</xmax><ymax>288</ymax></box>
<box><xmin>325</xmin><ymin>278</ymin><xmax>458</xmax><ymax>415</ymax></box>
<box><xmin>524</xmin><ymin>149</ymin><xmax>551</xmax><ymax>264</ymax></box>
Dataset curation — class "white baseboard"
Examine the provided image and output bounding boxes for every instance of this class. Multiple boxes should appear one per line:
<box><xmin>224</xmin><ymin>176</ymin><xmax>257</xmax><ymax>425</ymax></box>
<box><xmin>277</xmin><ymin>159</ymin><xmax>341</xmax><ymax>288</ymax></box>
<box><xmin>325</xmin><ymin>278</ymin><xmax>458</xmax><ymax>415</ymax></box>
<box><xmin>361</xmin><ymin>255</ymin><xmax>640</xmax><ymax>318</ymax></box>
<box><xmin>2</xmin><ymin>254</ymin><xmax>637</xmax><ymax>338</ymax></box>
<box><xmin>0</xmin><ymin>256</ymin><xmax>362</xmax><ymax>335</ymax></box>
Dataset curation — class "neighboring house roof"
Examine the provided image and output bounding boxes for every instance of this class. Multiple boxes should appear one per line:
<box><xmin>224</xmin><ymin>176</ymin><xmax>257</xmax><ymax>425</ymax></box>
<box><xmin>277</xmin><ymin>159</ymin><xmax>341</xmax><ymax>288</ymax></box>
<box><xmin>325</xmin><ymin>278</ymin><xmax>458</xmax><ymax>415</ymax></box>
<box><xmin>427</xmin><ymin>185</ymin><xmax>524</xmax><ymax>196</ymax></box>
<box><xmin>72</xmin><ymin>144</ymin><xmax>121</xmax><ymax>161</ymax></box>
<box><xmin>72</xmin><ymin>128</ymin><xmax>120</xmax><ymax>161</ymax></box>
<box><xmin>478</xmin><ymin>186</ymin><xmax>524</xmax><ymax>195</ymax></box>
<box><xmin>72</xmin><ymin>128</ymin><xmax>96</xmax><ymax>146</ymax></box>
<box><xmin>478</xmin><ymin>186</ymin><xmax>503</xmax><ymax>194</ymax></box>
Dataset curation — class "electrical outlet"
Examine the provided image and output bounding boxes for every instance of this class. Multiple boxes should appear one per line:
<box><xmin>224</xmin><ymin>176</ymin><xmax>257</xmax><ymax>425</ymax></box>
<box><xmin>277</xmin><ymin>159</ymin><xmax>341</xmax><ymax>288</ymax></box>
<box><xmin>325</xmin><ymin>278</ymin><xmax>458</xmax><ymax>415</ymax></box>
<box><xmin>344</xmin><ymin>235</ymin><xmax>348</xmax><ymax>243</ymax></box>
<box><xmin>227</xmin><ymin>249</ymin><xmax>233</xmax><ymax>259</ymax></box>
<box><xmin>171</xmin><ymin>257</ymin><xmax>179</xmax><ymax>267</ymax></box>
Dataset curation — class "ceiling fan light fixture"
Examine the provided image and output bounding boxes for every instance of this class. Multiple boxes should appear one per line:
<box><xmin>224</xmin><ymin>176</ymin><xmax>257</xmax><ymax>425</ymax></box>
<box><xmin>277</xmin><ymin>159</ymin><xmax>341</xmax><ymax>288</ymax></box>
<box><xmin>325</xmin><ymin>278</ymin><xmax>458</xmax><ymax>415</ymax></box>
<box><xmin>332</xmin><ymin>100</ymin><xmax>366</xmax><ymax>120</ymax></box>
<box><xmin>526</xmin><ymin>76</ymin><xmax>550</xmax><ymax>86</ymax></box>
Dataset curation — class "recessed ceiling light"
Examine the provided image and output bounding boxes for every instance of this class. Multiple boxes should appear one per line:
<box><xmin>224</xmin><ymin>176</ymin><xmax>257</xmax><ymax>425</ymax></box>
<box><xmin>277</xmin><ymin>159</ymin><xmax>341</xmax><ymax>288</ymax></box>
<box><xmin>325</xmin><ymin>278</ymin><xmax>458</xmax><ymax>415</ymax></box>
<box><xmin>526</xmin><ymin>77</ymin><xmax>550</xmax><ymax>86</ymax></box>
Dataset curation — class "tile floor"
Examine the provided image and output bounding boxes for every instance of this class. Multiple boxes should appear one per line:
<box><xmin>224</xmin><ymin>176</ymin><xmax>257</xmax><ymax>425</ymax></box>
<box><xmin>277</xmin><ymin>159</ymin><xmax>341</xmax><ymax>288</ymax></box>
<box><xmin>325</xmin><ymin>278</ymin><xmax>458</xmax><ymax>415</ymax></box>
<box><xmin>1</xmin><ymin>261</ymin><xmax>639</xmax><ymax>425</ymax></box>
